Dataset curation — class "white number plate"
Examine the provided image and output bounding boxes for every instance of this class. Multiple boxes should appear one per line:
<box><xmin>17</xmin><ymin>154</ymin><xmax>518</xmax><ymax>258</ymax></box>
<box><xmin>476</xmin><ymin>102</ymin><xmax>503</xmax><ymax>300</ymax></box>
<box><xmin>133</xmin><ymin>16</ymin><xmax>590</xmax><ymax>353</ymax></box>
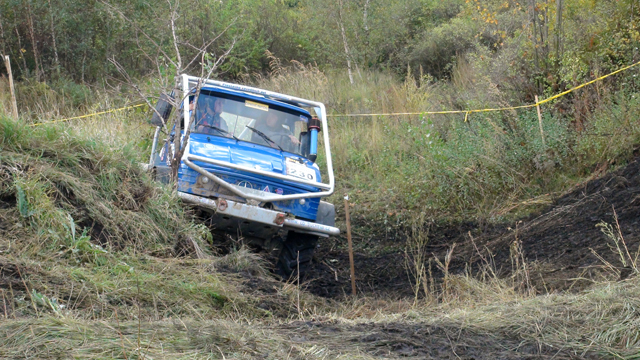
<box><xmin>286</xmin><ymin>158</ymin><xmax>317</xmax><ymax>181</ymax></box>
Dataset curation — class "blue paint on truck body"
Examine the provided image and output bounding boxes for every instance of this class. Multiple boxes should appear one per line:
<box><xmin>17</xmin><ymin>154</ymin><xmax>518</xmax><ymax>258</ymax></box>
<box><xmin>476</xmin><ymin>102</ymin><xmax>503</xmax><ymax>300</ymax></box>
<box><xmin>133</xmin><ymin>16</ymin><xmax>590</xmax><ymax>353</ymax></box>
<box><xmin>175</xmin><ymin>85</ymin><xmax>323</xmax><ymax>221</ymax></box>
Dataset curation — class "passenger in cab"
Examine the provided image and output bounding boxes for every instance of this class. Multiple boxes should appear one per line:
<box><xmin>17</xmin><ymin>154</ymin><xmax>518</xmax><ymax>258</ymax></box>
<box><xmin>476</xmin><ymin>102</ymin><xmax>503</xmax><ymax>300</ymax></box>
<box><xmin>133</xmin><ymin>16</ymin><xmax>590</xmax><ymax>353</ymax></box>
<box><xmin>194</xmin><ymin>97</ymin><xmax>228</xmax><ymax>135</ymax></box>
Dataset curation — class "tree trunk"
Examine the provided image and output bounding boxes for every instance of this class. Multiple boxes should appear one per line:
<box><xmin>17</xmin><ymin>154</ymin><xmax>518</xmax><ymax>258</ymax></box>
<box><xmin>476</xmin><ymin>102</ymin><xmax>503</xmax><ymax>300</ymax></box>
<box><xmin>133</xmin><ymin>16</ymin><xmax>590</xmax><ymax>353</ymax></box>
<box><xmin>363</xmin><ymin>0</ymin><xmax>370</xmax><ymax>68</ymax></box>
<box><xmin>542</xmin><ymin>0</ymin><xmax>549</xmax><ymax>68</ymax></box>
<box><xmin>48</xmin><ymin>0</ymin><xmax>60</xmax><ymax>75</ymax></box>
<box><xmin>555</xmin><ymin>0</ymin><xmax>563</xmax><ymax>61</ymax></box>
<box><xmin>81</xmin><ymin>48</ymin><xmax>87</xmax><ymax>83</ymax></box>
<box><xmin>14</xmin><ymin>25</ymin><xmax>27</xmax><ymax>74</ymax></box>
<box><xmin>26</xmin><ymin>1</ymin><xmax>41</xmax><ymax>81</ymax></box>
<box><xmin>530</xmin><ymin>0</ymin><xmax>540</xmax><ymax>72</ymax></box>
<box><xmin>338</xmin><ymin>0</ymin><xmax>354</xmax><ymax>84</ymax></box>
<box><xmin>0</xmin><ymin>11</ymin><xmax>6</xmax><ymax>55</ymax></box>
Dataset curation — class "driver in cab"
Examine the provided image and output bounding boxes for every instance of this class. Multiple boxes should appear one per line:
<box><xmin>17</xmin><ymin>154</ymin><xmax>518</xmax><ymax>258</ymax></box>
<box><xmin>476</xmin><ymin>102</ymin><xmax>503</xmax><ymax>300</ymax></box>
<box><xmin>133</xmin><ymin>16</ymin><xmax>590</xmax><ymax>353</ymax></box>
<box><xmin>254</xmin><ymin>112</ymin><xmax>300</xmax><ymax>148</ymax></box>
<box><xmin>194</xmin><ymin>97</ymin><xmax>228</xmax><ymax>135</ymax></box>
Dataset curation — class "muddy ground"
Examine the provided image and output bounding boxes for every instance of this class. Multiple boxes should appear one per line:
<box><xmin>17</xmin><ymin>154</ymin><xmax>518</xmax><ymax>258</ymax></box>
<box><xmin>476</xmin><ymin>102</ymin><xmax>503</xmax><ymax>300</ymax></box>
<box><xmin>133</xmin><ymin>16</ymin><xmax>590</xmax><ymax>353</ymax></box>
<box><xmin>302</xmin><ymin>159</ymin><xmax>640</xmax><ymax>298</ymax></box>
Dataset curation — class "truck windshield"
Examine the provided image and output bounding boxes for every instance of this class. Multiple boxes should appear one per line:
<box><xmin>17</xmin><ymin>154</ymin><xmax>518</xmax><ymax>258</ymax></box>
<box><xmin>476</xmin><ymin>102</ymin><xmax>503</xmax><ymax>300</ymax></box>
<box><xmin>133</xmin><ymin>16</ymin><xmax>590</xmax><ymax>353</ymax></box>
<box><xmin>190</xmin><ymin>92</ymin><xmax>309</xmax><ymax>155</ymax></box>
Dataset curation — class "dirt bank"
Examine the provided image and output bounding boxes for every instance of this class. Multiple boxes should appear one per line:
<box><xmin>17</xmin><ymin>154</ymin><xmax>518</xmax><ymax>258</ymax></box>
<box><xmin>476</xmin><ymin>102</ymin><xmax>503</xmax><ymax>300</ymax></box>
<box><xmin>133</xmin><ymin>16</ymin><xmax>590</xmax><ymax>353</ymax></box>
<box><xmin>304</xmin><ymin>159</ymin><xmax>640</xmax><ymax>298</ymax></box>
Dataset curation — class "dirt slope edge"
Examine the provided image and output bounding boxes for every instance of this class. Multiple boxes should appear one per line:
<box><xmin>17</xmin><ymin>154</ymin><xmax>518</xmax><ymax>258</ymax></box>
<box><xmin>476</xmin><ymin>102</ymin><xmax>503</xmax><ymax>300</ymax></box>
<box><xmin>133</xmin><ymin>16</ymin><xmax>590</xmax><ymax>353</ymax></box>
<box><xmin>305</xmin><ymin>159</ymin><xmax>640</xmax><ymax>297</ymax></box>
<box><xmin>481</xmin><ymin>160</ymin><xmax>640</xmax><ymax>290</ymax></box>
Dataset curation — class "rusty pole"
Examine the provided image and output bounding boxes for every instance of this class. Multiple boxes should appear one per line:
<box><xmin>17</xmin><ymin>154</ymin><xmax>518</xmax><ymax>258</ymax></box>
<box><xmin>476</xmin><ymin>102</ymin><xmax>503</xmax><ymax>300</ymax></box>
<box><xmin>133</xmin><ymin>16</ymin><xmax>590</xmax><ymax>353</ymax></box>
<box><xmin>344</xmin><ymin>194</ymin><xmax>356</xmax><ymax>296</ymax></box>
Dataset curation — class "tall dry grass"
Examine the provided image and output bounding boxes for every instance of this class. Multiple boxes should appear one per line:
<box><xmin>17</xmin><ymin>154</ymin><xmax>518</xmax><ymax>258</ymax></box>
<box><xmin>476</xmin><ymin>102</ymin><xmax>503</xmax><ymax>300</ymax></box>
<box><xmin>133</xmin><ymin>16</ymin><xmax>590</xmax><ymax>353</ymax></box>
<box><xmin>0</xmin><ymin>77</ymin><xmax>152</xmax><ymax>157</ymax></box>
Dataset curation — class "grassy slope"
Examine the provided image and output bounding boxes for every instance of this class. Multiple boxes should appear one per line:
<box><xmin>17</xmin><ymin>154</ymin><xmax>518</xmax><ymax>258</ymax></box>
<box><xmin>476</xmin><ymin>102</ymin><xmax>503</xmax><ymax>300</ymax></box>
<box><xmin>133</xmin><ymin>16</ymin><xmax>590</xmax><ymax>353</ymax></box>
<box><xmin>0</xmin><ymin>115</ymin><xmax>316</xmax><ymax>358</ymax></box>
<box><xmin>0</xmin><ymin>107</ymin><xmax>639</xmax><ymax>358</ymax></box>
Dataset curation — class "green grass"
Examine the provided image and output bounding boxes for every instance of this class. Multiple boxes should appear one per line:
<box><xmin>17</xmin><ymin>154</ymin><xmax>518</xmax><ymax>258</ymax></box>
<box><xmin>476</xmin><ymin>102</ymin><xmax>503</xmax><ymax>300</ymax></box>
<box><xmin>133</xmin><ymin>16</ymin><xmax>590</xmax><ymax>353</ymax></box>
<box><xmin>0</xmin><ymin>115</ymin><xmax>203</xmax><ymax>257</ymax></box>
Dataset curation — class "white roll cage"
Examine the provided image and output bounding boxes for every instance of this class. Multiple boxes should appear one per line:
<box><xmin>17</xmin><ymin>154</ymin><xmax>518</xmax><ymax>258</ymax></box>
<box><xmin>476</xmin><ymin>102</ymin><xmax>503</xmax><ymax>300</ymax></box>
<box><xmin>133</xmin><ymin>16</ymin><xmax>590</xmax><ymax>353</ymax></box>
<box><xmin>178</xmin><ymin>74</ymin><xmax>335</xmax><ymax>201</ymax></box>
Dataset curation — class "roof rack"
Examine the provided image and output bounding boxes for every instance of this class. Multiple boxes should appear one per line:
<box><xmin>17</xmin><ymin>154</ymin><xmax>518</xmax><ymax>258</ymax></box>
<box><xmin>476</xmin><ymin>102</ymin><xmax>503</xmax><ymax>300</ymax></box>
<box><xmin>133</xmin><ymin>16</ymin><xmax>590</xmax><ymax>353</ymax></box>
<box><xmin>181</xmin><ymin>75</ymin><xmax>316</xmax><ymax>110</ymax></box>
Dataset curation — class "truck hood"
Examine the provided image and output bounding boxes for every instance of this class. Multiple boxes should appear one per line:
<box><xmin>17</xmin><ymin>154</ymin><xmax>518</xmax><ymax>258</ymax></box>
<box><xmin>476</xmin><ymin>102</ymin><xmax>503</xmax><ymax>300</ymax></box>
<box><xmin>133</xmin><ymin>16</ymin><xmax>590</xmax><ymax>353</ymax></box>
<box><xmin>182</xmin><ymin>134</ymin><xmax>322</xmax><ymax>220</ymax></box>
<box><xmin>187</xmin><ymin>135</ymin><xmax>321</xmax><ymax>181</ymax></box>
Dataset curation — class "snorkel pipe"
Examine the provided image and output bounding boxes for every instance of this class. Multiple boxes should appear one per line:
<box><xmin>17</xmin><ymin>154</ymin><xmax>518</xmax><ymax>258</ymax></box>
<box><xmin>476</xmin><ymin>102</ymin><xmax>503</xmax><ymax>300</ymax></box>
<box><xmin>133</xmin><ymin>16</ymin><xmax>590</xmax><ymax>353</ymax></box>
<box><xmin>308</xmin><ymin>116</ymin><xmax>321</xmax><ymax>162</ymax></box>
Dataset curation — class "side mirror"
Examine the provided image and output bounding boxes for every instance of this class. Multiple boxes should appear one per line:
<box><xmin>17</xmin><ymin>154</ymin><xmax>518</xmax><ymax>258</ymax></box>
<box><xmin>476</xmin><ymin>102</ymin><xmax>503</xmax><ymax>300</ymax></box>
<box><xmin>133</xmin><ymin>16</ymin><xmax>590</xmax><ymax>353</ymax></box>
<box><xmin>150</xmin><ymin>93</ymin><xmax>174</xmax><ymax>126</ymax></box>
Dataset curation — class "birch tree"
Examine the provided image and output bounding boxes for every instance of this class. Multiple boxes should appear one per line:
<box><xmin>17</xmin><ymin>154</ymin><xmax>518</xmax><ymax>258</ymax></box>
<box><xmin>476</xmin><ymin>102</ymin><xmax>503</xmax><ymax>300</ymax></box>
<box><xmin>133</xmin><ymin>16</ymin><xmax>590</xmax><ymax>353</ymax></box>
<box><xmin>102</xmin><ymin>0</ymin><xmax>236</xmax><ymax>181</ymax></box>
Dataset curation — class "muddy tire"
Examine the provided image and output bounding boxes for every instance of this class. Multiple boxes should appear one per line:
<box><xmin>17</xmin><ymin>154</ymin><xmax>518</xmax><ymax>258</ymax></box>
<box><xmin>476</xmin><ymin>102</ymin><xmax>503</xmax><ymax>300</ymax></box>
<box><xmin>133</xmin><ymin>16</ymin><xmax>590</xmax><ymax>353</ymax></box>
<box><xmin>276</xmin><ymin>231</ymin><xmax>319</xmax><ymax>279</ymax></box>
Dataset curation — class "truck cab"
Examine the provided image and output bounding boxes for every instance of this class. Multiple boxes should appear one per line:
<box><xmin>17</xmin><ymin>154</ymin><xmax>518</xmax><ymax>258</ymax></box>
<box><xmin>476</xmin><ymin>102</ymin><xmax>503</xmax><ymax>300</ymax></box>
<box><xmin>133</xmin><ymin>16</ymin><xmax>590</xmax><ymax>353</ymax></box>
<box><xmin>148</xmin><ymin>75</ymin><xmax>338</xmax><ymax>276</ymax></box>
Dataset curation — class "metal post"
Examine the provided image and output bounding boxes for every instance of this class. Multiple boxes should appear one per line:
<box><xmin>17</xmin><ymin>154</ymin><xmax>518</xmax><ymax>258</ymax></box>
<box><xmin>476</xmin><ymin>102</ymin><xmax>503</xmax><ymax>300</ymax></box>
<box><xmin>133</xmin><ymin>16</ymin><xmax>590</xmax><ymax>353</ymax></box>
<box><xmin>344</xmin><ymin>194</ymin><xmax>356</xmax><ymax>296</ymax></box>
<box><xmin>3</xmin><ymin>56</ymin><xmax>18</xmax><ymax>119</ymax></box>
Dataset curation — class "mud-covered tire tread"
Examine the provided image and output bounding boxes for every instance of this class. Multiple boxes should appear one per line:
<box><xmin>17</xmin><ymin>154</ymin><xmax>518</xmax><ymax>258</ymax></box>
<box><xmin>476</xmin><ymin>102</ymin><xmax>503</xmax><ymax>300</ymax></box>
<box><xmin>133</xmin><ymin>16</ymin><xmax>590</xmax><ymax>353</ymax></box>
<box><xmin>276</xmin><ymin>232</ymin><xmax>318</xmax><ymax>279</ymax></box>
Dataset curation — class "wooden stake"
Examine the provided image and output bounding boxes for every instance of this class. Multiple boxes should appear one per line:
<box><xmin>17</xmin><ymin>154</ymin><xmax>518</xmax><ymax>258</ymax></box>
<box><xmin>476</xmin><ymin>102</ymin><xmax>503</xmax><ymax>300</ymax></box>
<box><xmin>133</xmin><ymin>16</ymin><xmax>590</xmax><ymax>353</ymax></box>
<box><xmin>3</xmin><ymin>55</ymin><xmax>18</xmax><ymax>119</ymax></box>
<box><xmin>344</xmin><ymin>194</ymin><xmax>356</xmax><ymax>296</ymax></box>
<box><xmin>535</xmin><ymin>95</ymin><xmax>546</xmax><ymax>147</ymax></box>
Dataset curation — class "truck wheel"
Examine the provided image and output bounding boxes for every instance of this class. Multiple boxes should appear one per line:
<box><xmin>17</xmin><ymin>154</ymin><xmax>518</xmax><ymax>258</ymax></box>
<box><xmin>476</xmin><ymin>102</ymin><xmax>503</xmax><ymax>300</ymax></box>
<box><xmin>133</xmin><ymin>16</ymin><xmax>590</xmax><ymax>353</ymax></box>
<box><xmin>276</xmin><ymin>231</ymin><xmax>319</xmax><ymax>279</ymax></box>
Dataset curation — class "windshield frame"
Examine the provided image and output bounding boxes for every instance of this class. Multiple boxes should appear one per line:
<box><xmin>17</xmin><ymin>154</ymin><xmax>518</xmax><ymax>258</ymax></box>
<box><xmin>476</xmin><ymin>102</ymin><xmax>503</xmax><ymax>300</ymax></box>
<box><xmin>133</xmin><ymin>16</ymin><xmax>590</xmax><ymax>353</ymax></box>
<box><xmin>187</xmin><ymin>89</ymin><xmax>311</xmax><ymax>155</ymax></box>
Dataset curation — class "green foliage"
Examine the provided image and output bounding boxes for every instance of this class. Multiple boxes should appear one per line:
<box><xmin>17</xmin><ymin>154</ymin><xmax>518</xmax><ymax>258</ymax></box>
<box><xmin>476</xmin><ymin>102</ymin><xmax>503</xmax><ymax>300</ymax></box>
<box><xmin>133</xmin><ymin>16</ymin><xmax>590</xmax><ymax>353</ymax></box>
<box><xmin>16</xmin><ymin>183</ymin><xmax>36</xmax><ymax>220</ymax></box>
<box><xmin>2</xmin><ymin>0</ymin><xmax>640</xmax><ymax>227</ymax></box>
<box><xmin>255</xmin><ymin>63</ymin><xmax>640</xmax><ymax>225</ymax></box>
<box><xmin>405</xmin><ymin>17</ymin><xmax>480</xmax><ymax>79</ymax></box>
<box><xmin>30</xmin><ymin>289</ymin><xmax>63</xmax><ymax>317</ymax></box>
<box><xmin>1</xmin><ymin>0</ymin><xmax>639</xmax><ymax>101</ymax></box>
<box><xmin>62</xmin><ymin>214</ymin><xmax>108</xmax><ymax>265</ymax></box>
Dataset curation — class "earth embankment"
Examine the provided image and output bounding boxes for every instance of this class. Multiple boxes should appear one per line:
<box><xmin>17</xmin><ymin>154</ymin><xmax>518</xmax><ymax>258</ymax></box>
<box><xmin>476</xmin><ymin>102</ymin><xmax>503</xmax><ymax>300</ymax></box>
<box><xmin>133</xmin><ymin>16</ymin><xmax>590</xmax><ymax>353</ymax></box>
<box><xmin>305</xmin><ymin>159</ymin><xmax>640</xmax><ymax>297</ymax></box>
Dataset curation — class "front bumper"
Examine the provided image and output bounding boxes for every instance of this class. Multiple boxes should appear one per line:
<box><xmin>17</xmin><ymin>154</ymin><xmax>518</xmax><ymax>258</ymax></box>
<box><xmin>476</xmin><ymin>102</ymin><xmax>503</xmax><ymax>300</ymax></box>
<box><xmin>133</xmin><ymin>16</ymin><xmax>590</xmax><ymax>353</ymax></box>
<box><xmin>178</xmin><ymin>192</ymin><xmax>340</xmax><ymax>237</ymax></box>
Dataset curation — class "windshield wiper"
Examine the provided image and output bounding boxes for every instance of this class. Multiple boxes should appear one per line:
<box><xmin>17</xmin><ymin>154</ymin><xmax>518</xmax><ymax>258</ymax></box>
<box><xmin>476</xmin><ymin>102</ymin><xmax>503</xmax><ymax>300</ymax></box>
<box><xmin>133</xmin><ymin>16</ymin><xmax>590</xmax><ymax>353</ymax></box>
<box><xmin>245</xmin><ymin>126</ymin><xmax>284</xmax><ymax>151</ymax></box>
<box><xmin>199</xmin><ymin>124</ymin><xmax>240</xmax><ymax>141</ymax></box>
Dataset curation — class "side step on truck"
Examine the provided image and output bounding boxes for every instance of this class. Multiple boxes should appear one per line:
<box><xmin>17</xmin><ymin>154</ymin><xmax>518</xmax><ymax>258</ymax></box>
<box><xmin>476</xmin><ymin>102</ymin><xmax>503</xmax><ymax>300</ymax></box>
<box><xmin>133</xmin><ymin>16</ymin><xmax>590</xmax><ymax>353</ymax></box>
<box><xmin>148</xmin><ymin>75</ymin><xmax>338</xmax><ymax>277</ymax></box>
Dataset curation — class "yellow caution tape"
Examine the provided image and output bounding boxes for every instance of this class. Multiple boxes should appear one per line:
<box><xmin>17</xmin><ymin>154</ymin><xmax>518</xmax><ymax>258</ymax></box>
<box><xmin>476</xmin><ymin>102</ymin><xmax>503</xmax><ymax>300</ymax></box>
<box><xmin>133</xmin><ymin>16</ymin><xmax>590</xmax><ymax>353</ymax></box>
<box><xmin>537</xmin><ymin>60</ymin><xmax>640</xmax><ymax>105</ymax></box>
<box><xmin>327</xmin><ymin>60</ymin><xmax>640</xmax><ymax>118</ymax></box>
<box><xmin>28</xmin><ymin>103</ymin><xmax>146</xmax><ymax>127</ymax></box>
<box><xmin>327</xmin><ymin>103</ymin><xmax>535</xmax><ymax>118</ymax></box>
<box><xmin>24</xmin><ymin>59</ymin><xmax>640</xmax><ymax>126</ymax></box>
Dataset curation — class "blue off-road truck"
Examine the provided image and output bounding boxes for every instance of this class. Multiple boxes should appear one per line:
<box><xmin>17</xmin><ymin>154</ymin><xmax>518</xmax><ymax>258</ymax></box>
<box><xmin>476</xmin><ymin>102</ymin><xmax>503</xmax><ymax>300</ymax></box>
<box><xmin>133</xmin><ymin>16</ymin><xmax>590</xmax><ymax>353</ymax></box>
<box><xmin>148</xmin><ymin>75</ymin><xmax>338</xmax><ymax>276</ymax></box>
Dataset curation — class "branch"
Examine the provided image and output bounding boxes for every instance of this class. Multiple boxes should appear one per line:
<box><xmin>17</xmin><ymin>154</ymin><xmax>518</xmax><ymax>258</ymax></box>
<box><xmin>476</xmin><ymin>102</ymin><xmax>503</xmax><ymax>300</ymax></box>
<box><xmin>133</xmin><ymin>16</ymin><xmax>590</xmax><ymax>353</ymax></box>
<box><xmin>183</xmin><ymin>18</ymin><xmax>238</xmax><ymax>71</ymax></box>
<box><xmin>178</xmin><ymin>37</ymin><xmax>237</xmax><ymax>152</ymax></box>
<box><xmin>100</xmin><ymin>0</ymin><xmax>178</xmax><ymax>70</ymax></box>
<box><xmin>134</xmin><ymin>30</ymin><xmax>157</xmax><ymax>67</ymax></box>
<box><xmin>108</xmin><ymin>57</ymin><xmax>170</xmax><ymax>133</ymax></box>
<box><xmin>167</xmin><ymin>0</ymin><xmax>182</xmax><ymax>70</ymax></box>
